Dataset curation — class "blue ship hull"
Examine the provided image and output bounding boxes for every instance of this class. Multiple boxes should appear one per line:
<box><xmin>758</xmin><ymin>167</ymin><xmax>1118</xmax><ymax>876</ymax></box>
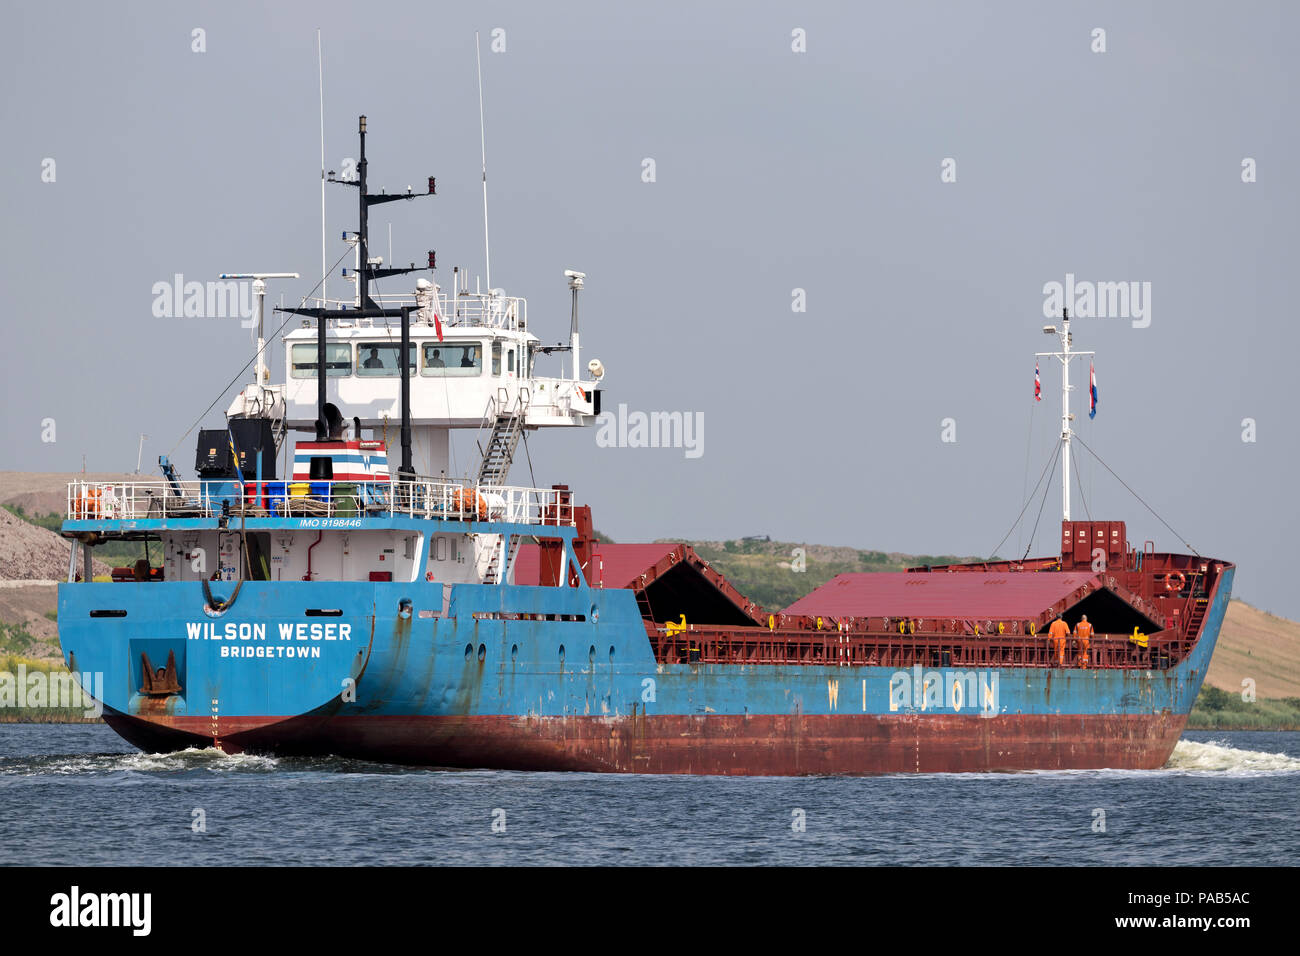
<box><xmin>57</xmin><ymin>555</ymin><xmax>1233</xmax><ymax>774</ymax></box>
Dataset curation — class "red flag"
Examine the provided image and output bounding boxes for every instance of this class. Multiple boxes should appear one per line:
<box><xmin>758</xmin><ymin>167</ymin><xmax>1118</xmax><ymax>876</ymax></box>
<box><xmin>433</xmin><ymin>309</ymin><xmax>443</xmax><ymax>342</ymax></box>
<box><xmin>1034</xmin><ymin>361</ymin><xmax>1041</xmax><ymax>402</ymax></box>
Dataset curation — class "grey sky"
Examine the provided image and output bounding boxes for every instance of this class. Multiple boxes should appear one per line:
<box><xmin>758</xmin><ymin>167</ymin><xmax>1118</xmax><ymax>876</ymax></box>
<box><xmin>3</xmin><ymin>1</ymin><xmax>1297</xmax><ymax>616</ymax></box>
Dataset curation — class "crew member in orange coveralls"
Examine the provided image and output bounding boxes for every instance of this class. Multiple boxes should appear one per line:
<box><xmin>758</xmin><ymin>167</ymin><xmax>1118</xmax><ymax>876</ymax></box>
<box><xmin>1074</xmin><ymin>614</ymin><xmax>1093</xmax><ymax>669</ymax></box>
<box><xmin>1048</xmin><ymin>614</ymin><xmax>1070</xmax><ymax>667</ymax></box>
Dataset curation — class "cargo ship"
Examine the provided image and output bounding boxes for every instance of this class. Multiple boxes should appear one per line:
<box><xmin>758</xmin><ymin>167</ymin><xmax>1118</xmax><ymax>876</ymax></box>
<box><xmin>56</xmin><ymin>117</ymin><xmax>1233</xmax><ymax>774</ymax></box>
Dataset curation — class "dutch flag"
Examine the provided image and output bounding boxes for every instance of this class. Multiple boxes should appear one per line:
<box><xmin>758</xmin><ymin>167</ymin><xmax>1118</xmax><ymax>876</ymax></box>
<box><xmin>1034</xmin><ymin>361</ymin><xmax>1041</xmax><ymax>402</ymax></box>
<box><xmin>1089</xmin><ymin>361</ymin><xmax>1098</xmax><ymax>419</ymax></box>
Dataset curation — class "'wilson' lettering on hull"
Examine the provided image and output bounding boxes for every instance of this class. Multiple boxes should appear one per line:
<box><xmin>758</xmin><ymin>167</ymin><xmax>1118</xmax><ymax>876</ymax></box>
<box><xmin>186</xmin><ymin>622</ymin><xmax>352</xmax><ymax>641</ymax></box>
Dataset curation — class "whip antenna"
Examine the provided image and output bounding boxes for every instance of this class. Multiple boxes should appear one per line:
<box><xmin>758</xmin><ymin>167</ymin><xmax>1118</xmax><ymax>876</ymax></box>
<box><xmin>317</xmin><ymin>28</ymin><xmax>327</xmax><ymax>303</ymax></box>
<box><xmin>476</xmin><ymin>31</ymin><xmax>491</xmax><ymax>291</ymax></box>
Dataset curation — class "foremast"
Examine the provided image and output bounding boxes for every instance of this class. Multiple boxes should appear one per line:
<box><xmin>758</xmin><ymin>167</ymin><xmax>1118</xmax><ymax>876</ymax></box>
<box><xmin>1037</xmin><ymin>309</ymin><xmax>1093</xmax><ymax>522</ymax></box>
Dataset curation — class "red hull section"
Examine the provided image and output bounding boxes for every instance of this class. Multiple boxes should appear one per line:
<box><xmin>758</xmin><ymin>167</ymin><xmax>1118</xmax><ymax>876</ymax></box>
<box><xmin>103</xmin><ymin>711</ymin><xmax>1186</xmax><ymax>775</ymax></box>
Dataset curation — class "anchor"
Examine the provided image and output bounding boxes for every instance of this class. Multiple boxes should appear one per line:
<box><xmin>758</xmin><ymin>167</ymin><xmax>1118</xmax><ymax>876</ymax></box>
<box><xmin>140</xmin><ymin>650</ymin><xmax>182</xmax><ymax>696</ymax></box>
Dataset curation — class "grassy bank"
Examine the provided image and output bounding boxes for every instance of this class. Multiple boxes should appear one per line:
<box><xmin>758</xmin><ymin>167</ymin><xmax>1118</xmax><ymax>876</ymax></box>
<box><xmin>689</xmin><ymin>538</ymin><xmax>978</xmax><ymax>612</ymax></box>
<box><xmin>0</xmin><ymin>652</ymin><xmax>100</xmax><ymax>723</ymax></box>
<box><xmin>0</xmin><ymin>711</ymin><xmax>99</xmax><ymax>723</ymax></box>
<box><xmin>1186</xmin><ymin>686</ymin><xmax>1300</xmax><ymax>731</ymax></box>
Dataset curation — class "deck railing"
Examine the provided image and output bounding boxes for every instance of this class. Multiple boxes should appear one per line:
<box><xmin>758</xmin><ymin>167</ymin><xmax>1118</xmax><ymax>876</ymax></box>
<box><xmin>306</xmin><ymin>289</ymin><xmax>526</xmax><ymax>331</ymax></box>
<box><xmin>66</xmin><ymin>477</ymin><xmax>573</xmax><ymax>527</ymax></box>
<box><xmin>651</xmin><ymin>627</ymin><xmax>1183</xmax><ymax>671</ymax></box>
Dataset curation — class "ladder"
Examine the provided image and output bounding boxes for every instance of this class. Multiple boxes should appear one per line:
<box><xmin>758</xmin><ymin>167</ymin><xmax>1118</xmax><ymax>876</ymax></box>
<box><xmin>635</xmin><ymin>588</ymin><xmax>654</xmax><ymax>621</ymax></box>
<box><xmin>484</xmin><ymin>535</ymin><xmax>521</xmax><ymax>585</ymax></box>
<box><xmin>476</xmin><ymin>391</ymin><xmax>527</xmax><ymax>487</ymax></box>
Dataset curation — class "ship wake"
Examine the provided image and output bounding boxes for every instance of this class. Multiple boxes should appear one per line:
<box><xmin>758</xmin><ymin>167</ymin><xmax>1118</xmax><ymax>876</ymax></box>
<box><xmin>0</xmin><ymin>747</ymin><xmax>280</xmax><ymax>778</ymax></box>
<box><xmin>1163</xmin><ymin>738</ymin><xmax>1300</xmax><ymax>776</ymax></box>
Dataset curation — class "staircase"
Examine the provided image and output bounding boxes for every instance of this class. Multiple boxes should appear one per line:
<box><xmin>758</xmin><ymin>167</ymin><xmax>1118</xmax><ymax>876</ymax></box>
<box><xmin>1185</xmin><ymin>598</ymin><xmax>1208</xmax><ymax>638</ymax></box>
<box><xmin>476</xmin><ymin>393</ymin><xmax>527</xmax><ymax>487</ymax></box>
<box><xmin>484</xmin><ymin>535</ymin><xmax>521</xmax><ymax>585</ymax></box>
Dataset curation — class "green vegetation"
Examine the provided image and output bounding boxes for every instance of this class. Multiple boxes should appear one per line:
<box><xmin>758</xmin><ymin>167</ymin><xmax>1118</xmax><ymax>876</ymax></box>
<box><xmin>695</xmin><ymin>546</ymin><xmax>851</xmax><ymax>610</ymax></box>
<box><xmin>0</xmin><ymin>653</ymin><xmax>96</xmax><ymax>723</ymax></box>
<box><xmin>91</xmin><ymin>540</ymin><xmax>162</xmax><ymax>569</ymax></box>
<box><xmin>3</xmin><ymin>503</ymin><xmax>62</xmax><ymax>532</ymax></box>
<box><xmin>688</xmin><ymin>539</ymin><xmax>987</xmax><ymax>611</ymax></box>
<box><xmin>0</xmin><ymin>652</ymin><xmax>59</xmax><ymax>675</ymax></box>
<box><xmin>0</xmin><ymin>620</ymin><xmax>40</xmax><ymax>654</ymax></box>
<box><xmin>1188</xmin><ymin>685</ymin><xmax>1300</xmax><ymax>730</ymax></box>
<box><xmin>0</xmin><ymin>538</ymin><xmax>88</xmax><ymax>722</ymax></box>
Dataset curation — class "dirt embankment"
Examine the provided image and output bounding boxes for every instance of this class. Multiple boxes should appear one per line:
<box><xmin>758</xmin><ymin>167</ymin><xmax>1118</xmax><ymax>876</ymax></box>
<box><xmin>1204</xmin><ymin>600</ymin><xmax>1300</xmax><ymax>700</ymax></box>
<box><xmin>0</xmin><ymin>473</ymin><xmax>124</xmax><ymax>660</ymax></box>
<box><xmin>0</xmin><ymin>507</ymin><xmax>110</xmax><ymax>582</ymax></box>
<box><xmin>0</xmin><ymin>471</ymin><xmax>141</xmax><ymax>518</ymax></box>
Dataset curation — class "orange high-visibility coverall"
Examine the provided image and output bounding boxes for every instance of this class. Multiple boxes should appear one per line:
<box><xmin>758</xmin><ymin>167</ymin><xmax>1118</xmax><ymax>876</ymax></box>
<box><xmin>1074</xmin><ymin>620</ymin><xmax>1094</xmax><ymax>668</ymax></box>
<box><xmin>1048</xmin><ymin>618</ymin><xmax>1070</xmax><ymax>667</ymax></box>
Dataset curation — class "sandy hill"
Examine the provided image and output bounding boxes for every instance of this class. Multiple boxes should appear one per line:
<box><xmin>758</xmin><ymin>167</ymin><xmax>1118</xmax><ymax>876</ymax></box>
<box><xmin>1204</xmin><ymin>601</ymin><xmax>1300</xmax><ymax>700</ymax></box>
<box><xmin>0</xmin><ymin>471</ymin><xmax>140</xmax><ymax>518</ymax></box>
<box><xmin>0</xmin><ymin>506</ymin><xmax>110</xmax><ymax>582</ymax></box>
<box><xmin>0</xmin><ymin>474</ymin><xmax>119</xmax><ymax>659</ymax></box>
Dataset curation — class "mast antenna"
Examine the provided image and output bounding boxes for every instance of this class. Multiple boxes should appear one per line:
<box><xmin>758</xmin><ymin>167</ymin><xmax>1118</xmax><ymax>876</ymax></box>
<box><xmin>1037</xmin><ymin>306</ymin><xmax>1093</xmax><ymax>523</ymax></box>
<box><xmin>219</xmin><ymin>273</ymin><xmax>300</xmax><ymax>388</ymax></box>
<box><xmin>476</xmin><ymin>31</ymin><xmax>491</xmax><ymax>292</ymax></box>
<box><xmin>317</xmin><ymin>28</ymin><xmax>327</xmax><ymax>304</ymax></box>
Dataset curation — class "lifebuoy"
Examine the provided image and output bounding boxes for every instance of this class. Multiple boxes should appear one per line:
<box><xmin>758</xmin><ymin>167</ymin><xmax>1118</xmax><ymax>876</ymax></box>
<box><xmin>76</xmin><ymin>488</ymin><xmax>102</xmax><ymax>518</ymax></box>
<box><xmin>1165</xmin><ymin>571</ymin><xmax>1186</xmax><ymax>592</ymax></box>
<box><xmin>451</xmin><ymin>487</ymin><xmax>488</xmax><ymax>520</ymax></box>
<box><xmin>425</xmin><ymin>571</ymin><xmax>434</xmax><ymax>582</ymax></box>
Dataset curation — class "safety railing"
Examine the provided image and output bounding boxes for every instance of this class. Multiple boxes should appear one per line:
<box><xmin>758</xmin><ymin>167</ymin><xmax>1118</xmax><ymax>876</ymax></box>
<box><xmin>66</xmin><ymin>477</ymin><xmax>575</xmax><ymax>527</ymax></box>
<box><xmin>304</xmin><ymin>289</ymin><xmax>526</xmax><ymax>330</ymax></box>
<box><xmin>651</xmin><ymin>627</ymin><xmax>1182</xmax><ymax>671</ymax></box>
<box><xmin>524</xmin><ymin>377</ymin><xmax>596</xmax><ymax>419</ymax></box>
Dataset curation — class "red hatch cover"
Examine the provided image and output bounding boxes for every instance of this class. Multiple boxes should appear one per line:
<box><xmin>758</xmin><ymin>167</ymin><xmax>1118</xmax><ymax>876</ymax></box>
<box><xmin>514</xmin><ymin>542</ymin><xmax>765</xmax><ymax>627</ymax></box>
<box><xmin>784</xmin><ymin>572</ymin><xmax>1103</xmax><ymax>620</ymax></box>
<box><xmin>514</xmin><ymin>542</ymin><xmax>677</xmax><ymax>589</ymax></box>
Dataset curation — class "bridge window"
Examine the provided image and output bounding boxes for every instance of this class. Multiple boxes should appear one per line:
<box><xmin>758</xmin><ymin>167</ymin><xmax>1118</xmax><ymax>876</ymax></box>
<box><xmin>291</xmin><ymin>343</ymin><xmax>352</xmax><ymax>378</ymax></box>
<box><xmin>423</xmin><ymin>342</ymin><xmax>482</xmax><ymax>377</ymax></box>
<box><xmin>491</xmin><ymin>341</ymin><xmax>502</xmax><ymax>376</ymax></box>
<box><xmin>356</xmin><ymin>343</ymin><xmax>416</xmax><ymax>377</ymax></box>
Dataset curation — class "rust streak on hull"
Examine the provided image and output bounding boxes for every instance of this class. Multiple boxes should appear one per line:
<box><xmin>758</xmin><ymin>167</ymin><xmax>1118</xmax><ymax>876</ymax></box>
<box><xmin>102</xmin><ymin>711</ymin><xmax>1187</xmax><ymax>775</ymax></box>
